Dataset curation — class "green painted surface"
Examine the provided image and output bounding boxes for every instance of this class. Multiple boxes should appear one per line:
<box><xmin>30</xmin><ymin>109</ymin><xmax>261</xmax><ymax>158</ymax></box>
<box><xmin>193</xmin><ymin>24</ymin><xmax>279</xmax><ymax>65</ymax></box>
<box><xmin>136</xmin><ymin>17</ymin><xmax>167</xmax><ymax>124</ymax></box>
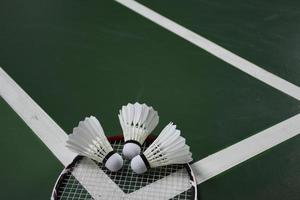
<box><xmin>200</xmin><ymin>136</ymin><xmax>300</xmax><ymax>200</ymax></box>
<box><xmin>0</xmin><ymin>0</ymin><xmax>300</xmax><ymax>199</ymax></box>
<box><xmin>0</xmin><ymin>99</ymin><xmax>62</xmax><ymax>199</ymax></box>
<box><xmin>137</xmin><ymin>0</ymin><xmax>300</xmax><ymax>86</ymax></box>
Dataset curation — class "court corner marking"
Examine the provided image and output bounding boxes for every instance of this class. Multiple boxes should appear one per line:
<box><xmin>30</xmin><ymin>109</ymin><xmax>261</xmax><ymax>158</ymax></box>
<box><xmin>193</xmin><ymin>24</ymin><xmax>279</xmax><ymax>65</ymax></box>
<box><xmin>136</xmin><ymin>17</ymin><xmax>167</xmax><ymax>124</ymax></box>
<box><xmin>1</xmin><ymin>65</ymin><xmax>300</xmax><ymax>198</ymax></box>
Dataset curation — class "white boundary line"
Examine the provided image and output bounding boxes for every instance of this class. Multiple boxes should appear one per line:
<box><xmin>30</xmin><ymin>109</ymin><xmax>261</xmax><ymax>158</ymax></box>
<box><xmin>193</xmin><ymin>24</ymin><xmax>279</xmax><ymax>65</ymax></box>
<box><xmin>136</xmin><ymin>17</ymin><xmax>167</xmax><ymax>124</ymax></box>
<box><xmin>115</xmin><ymin>0</ymin><xmax>300</xmax><ymax>101</ymax></box>
<box><xmin>0</xmin><ymin>67</ymin><xmax>106</xmax><ymax>200</ymax></box>
<box><xmin>0</xmin><ymin>67</ymin><xmax>75</xmax><ymax>166</ymax></box>
<box><xmin>192</xmin><ymin>113</ymin><xmax>300</xmax><ymax>184</ymax></box>
<box><xmin>1</xmin><ymin>67</ymin><xmax>300</xmax><ymax>199</ymax></box>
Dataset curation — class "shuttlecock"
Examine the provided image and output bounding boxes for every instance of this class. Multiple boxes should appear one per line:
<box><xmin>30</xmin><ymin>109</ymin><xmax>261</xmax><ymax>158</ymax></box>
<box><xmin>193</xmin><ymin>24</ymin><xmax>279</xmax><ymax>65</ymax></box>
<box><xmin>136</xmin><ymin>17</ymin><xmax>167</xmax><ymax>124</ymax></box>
<box><xmin>119</xmin><ymin>102</ymin><xmax>159</xmax><ymax>159</ymax></box>
<box><xmin>66</xmin><ymin>116</ymin><xmax>123</xmax><ymax>172</ymax></box>
<box><xmin>131</xmin><ymin>123</ymin><xmax>192</xmax><ymax>174</ymax></box>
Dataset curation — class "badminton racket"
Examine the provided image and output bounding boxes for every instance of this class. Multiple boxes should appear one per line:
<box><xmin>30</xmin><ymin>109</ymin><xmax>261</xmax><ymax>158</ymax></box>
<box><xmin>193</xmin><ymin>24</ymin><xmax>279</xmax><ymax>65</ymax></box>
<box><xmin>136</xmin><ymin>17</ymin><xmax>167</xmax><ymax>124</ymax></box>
<box><xmin>51</xmin><ymin>135</ymin><xmax>197</xmax><ymax>200</ymax></box>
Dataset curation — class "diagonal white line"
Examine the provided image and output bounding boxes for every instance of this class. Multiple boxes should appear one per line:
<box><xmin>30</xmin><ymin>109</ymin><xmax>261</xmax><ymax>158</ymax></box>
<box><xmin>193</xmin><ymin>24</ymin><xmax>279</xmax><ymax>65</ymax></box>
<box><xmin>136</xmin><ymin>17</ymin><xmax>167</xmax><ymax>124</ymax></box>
<box><xmin>115</xmin><ymin>0</ymin><xmax>300</xmax><ymax>101</ymax></box>
<box><xmin>192</xmin><ymin>113</ymin><xmax>300</xmax><ymax>184</ymax></box>
<box><xmin>0</xmin><ymin>67</ymin><xmax>75</xmax><ymax>166</ymax></box>
<box><xmin>0</xmin><ymin>67</ymin><xmax>125</xmax><ymax>199</ymax></box>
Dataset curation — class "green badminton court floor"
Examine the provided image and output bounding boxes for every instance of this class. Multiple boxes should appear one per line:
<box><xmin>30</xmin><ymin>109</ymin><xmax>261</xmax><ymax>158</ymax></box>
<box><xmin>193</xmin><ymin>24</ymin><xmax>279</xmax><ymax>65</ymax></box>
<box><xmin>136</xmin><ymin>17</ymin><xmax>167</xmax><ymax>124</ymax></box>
<box><xmin>1</xmin><ymin>0</ymin><xmax>300</xmax><ymax>199</ymax></box>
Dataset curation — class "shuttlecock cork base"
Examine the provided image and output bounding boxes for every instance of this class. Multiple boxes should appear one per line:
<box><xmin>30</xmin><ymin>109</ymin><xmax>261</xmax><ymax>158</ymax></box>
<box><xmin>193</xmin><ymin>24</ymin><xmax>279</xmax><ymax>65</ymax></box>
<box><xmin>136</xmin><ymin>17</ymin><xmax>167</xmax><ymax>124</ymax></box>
<box><xmin>131</xmin><ymin>154</ymin><xmax>151</xmax><ymax>174</ymax></box>
<box><xmin>103</xmin><ymin>151</ymin><xmax>123</xmax><ymax>172</ymax></box>
<box><xmin>122</xmin><ymin>140</ymin><xmax>142</xmax><ymax>160</ymax></box>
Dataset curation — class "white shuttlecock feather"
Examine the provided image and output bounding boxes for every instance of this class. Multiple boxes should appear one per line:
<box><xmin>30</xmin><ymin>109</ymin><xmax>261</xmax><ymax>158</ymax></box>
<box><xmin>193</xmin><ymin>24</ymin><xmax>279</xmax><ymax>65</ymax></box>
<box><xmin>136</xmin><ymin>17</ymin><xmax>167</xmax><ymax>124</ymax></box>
<box><xmin>119</xmin><ymin>102</ymin><xmax>159</xmax><ymax>159</ymax></box>
<box><xmin>131</xmin><ymin>123</ymin><xmax>193</xmax><ymax>174</ymax></box>
<box><xmin>66</xmin><ymin>116</ymin><xmax>123</xmax><ymax>172</ymax></box>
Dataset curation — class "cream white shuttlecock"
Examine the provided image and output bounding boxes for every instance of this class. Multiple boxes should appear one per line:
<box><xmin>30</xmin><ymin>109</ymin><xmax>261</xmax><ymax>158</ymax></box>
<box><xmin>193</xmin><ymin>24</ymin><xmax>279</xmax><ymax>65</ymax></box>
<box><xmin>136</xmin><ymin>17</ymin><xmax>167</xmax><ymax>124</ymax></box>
<box><xmin>66</xmin><ymin>116</ymin><xmax>123</xmax><ymax>172</ymax></box>
<box><xmin>119</xmin><ymin>102</ymin><xmax>159</xmax><ymax>159</ymax></box>
<box><xmin>130</xmin><ymin>123</ymin><xmax>193</xmax><ymax>174</ymax></box>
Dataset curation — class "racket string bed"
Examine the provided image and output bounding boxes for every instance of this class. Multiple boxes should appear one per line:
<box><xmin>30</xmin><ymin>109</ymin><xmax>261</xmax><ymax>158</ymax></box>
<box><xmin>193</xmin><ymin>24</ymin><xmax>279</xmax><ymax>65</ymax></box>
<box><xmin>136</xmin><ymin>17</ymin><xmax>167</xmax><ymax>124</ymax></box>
<box><xmin>53</xmin><ymin>139</ymin><xmax>196</xmax><ymax>200</ymax></box>
<box><xmin>57</xmin><ymin>168</ymin><xmax>93</xmax><ymax>200</ymax></box>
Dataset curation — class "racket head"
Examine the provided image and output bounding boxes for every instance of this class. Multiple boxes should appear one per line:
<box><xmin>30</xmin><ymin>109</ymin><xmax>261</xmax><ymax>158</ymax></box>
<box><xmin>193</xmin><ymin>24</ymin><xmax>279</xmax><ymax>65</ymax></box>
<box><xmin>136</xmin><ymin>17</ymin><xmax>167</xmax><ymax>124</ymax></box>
<box><xmin>51</xmin><ymin>135</ymin><xmax>197</xmax><ymax>200</ymax></box>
